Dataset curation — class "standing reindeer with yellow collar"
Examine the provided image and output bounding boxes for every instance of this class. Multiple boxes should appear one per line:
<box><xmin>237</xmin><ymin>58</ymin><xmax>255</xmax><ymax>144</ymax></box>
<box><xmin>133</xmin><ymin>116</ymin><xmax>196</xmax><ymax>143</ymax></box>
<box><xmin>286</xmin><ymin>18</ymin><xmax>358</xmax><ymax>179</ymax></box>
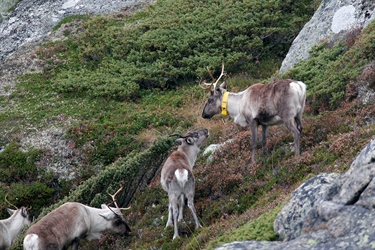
<box><xmin>201</xmin><ymin>62</ymin><xmax>306</xmax><ymax>164</ymax></box>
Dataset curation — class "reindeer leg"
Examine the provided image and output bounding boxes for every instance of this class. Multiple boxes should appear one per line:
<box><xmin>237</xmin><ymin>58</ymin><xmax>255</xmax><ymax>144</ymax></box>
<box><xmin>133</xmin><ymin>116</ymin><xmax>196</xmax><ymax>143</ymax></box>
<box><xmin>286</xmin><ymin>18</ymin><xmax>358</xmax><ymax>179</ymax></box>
<box><xmin>249</xmin><ymin>120</ymin><xmax>258</xmax><ymax>164</ymax></box>
<box><xmin>284</xmin><ymin>119</ymin><xmax>301</xmax><ymax>156</ymax></box>
<box><xmin>71</xmin><ymin>239</ymin><xmax>80</xmax><ymax>250</ymax></box>
<box><xmin>168</xmin><ymin>192</ymin><xmax>180</xmax><ymax>239</ymax></box>
<box><xmin>178</xmin><ymin>194</ymin><xmax>184</xmax><ymax>222</ymax></box>
<box><xmin>261</xmin><ymin>125</ymin><xmax>269</xmax><ymax>150</ymax></box>
<box><xmin>172</xmin><ymin>201</ymin><xmax>180</xmax><ymax>240</ymax></box>
<box><xmin>186</xmin><ymin>193</ymin><xmax>202</xmax><ymax>229</ymax></box>
<box><xmin>166</xmin><ymin>203</ymin><xmax>173</xmax><ymax>227</ymax></box>
<box><xmin>295</xmin><ymin>112</ymin><xmax>303</xmax><ymax>133</ymax></box>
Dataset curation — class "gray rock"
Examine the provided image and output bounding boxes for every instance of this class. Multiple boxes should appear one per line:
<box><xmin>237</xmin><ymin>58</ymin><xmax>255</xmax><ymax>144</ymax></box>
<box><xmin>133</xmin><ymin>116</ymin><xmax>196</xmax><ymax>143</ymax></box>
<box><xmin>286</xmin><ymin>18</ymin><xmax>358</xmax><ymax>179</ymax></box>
<box><xmin>215</xmin><ymin>138</ymin><xmax>375</xmax><ymax>249</ymax></box>
<box><xmin>0</xmin><ymin>0</ymin><xmax>18</xmax><ymax>22</ymax></box>
<box><xmin>203</xmin><ymin>139</ymin><xmax>235</xmax><ymax>162</ymax></box>
<box><xmin>348</xmin><ymin>139</ymin><xmax>375</xmax><ymax>171</ymax></box>
<box><xmin>356</xmin><ymin>177</ymin><xmax>375</xmax><ymax>209</ymax></box>
<box><xmin>0</xmin><ymin>0</ymin><xmax>153</xmax><ymax>63</ymax></box>
<box><xmin>274</xmin><ymin>173</ymin><xmax>341</xmax><ymax>241</ymax></box>
<box><xmin>333</xmin><ymin>163</ymin><xmax>375</xmax><ymax>205</ymax></box>
<box><xmin>279</xmin><ymin>0</ymin><xmax>375</xmax><ymax>74</ymax></box>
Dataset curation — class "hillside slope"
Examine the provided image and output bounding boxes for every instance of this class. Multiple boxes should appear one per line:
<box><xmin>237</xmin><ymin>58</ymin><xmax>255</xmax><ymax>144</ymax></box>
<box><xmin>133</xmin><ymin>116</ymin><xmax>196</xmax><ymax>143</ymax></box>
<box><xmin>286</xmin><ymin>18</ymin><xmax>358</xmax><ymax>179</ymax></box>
<box><xmin>0</xmin><ymin>0</ymin><xmax>374</xmax><ymax>249</ymax></box>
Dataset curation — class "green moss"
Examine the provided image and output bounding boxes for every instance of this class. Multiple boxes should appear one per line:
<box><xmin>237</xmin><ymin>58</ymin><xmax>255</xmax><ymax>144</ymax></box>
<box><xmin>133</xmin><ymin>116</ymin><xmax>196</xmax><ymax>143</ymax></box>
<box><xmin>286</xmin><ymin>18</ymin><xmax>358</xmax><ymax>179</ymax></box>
<box><xmin>206</xmin><ymin>205</ymin><xmax>281</xmax><ymax>249</ymax></box>
<box><xmin>53</xmin><ymin>14</ymin><xmax>89</xmax><ymax>31</ymax></box>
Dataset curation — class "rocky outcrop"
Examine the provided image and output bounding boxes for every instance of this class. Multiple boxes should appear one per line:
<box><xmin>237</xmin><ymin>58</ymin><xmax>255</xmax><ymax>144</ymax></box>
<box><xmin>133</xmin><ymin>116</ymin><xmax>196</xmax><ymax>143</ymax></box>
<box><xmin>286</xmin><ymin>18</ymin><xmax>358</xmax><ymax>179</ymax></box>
<box><xmin>0</xmin><ymin>0</ymin><xmax>17</xmax><ymax>23</ymax></box>
<box><xmin>279</xmin><ymin>0</ymin><xmax>375</xmax><ymax>74</ymax></box>
<box><xmin>215</xmin><ymin>139</ymin><xmax>375</xmax><ymax>249</ymax></box>
<box><xmin>0</xmin><ymin>0</ymin><xmax>154</xmax><ymax>97</ymax></box>
<box><xmin>0</xmin><ymin>0</ymin><xmax>152</xmax><ymax>63</ymax></box>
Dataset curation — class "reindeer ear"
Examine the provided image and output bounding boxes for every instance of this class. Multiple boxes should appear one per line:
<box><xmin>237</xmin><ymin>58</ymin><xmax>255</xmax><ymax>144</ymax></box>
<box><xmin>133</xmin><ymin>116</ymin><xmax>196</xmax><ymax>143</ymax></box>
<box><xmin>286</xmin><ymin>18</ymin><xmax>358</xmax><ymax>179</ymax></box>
<box><xmin>21</xmin><ymin>207</ymin><xmax>28</xmax><ymax>217</ymax></box>
<box><xmin>186</xmin><ymin>137</ymin><xmax>194</xmax><ymax>145</ymax></box>
<box><xmin>7</xmin><ymin>208</ymin><xmax>15</xmax><ymax>215</ymax></box>
<box><xmin>99</xmin><ymin>211</ymin><xmax>116</xmax><ymax>220</ymax></box>
<box><xmin>220</xmin><ymin>81</ymin><xmax>227</xmax><ymax>89</ymax></box>
<box><xmin>175</xmin><ymin>138</ymin><xmax>183</xmax><ymax>145</ymax></box>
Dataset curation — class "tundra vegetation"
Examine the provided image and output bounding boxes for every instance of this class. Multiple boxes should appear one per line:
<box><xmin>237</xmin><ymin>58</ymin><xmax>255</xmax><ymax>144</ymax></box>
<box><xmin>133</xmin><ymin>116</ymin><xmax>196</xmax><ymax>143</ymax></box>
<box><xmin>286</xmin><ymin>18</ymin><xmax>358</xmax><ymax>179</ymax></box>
<box><xmin>0</xmin><ymin>0</ymin><xmax>374</xmax><ymax>249</ymax></box>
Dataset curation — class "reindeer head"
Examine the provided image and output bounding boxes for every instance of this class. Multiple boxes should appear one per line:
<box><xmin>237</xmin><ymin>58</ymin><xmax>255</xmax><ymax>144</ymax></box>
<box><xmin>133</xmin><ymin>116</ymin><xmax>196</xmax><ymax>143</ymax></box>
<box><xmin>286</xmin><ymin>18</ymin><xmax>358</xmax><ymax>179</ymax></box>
<box><xmin>202</xmin><ymin>81</ymin><xmax>228</xmax><ymax>119</ymax></box>
<box><xmin>5</xmin><ymin>194</ymin><xmax>32</xmax><ymax>227</ymax></box>
<box><xmin>101</xmin><ymin>187</ymin><xmax>131</xmax><ymax>236</ymax></box>
<box><xmin>172</xmin><ymin>128</ymin><xmax>209</xmax><ymax>149</ymax></box>
<box><xmin>99</xmin><ymin>205</ymin><xmax>131</xmax><ymax>236</ymax></box>
<box><xmin>200</xmin><ymin>62</ymin><xmax>228</xmax><ymax>119</ymax></box>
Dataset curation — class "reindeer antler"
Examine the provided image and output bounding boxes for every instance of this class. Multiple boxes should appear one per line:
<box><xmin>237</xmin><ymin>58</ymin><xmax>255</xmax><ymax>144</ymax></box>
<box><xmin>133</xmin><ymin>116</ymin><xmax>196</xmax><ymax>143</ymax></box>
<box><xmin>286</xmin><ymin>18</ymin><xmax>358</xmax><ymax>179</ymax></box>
<box><xmin>169</xmin><ymin>132</ymin><xmax>195</xmax><ymax>139</ymax></box>
<box><xmin>199</xmin><ymin>61</ymin><xmax>225</xmax><ymax>91</ymax></box>
<box><xmin>106</xmin><ymin>186</ymin><xmax>131</xmax><ymax>219</ymax></box>
<box><xmin>5</xmin><ymin>193</ymin><xmax>18</xmax><ymax>210</ymax></box>
<box><xmin>169</xmin><ymin>133</ymin><xmax>181</xmax><ymax>137</ymax></box>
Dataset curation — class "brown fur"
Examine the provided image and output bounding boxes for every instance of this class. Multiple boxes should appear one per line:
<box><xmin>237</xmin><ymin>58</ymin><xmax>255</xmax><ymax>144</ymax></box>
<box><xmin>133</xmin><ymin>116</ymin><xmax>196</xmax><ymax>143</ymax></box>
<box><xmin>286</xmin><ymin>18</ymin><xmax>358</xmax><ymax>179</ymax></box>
<box><xmin>26</xmin><ymin>203</ymin><xmax>89</xmax><ymax>249</ymax></box>
<box><xmin>163</xmin><ymin>152</ymin><xmax>192</xmax><ymax>190</ymax></box>
<box><xmin>202</xmin><ymin>79</ymin><xmax>306</xmax><ymax>163</ymax></box>
<box><xmin>160</xmin><ymin>129</ymin><xmax>208</xmax><ymax>240</ymax></box>
<box><xmin>24</xmin><ymin>202</ymin><xmax>130</xmax><ymax>250</ymax></box>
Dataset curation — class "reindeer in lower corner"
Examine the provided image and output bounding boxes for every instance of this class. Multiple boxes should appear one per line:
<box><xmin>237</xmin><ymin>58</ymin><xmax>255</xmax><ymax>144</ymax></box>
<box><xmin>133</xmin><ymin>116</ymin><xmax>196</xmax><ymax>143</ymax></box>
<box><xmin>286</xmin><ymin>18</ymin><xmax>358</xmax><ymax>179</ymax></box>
<box><xmin>161</xmin><ymin>128</ymin><xmax>209</xmax><ymax>240</ymax></box>
<box><xmin>23</xmin><ymin>187</ymin><xmax>131</xmax><ymax>250</ymax></box>
<box><xmin>0</xmin><ymin>194</ymin><xmax>32</xmax><ymax>250</ymax></box>
<box><xmin>201</xmin><ymin>62</ymin><xmax>306</xmax><ymax>164</ymax></box>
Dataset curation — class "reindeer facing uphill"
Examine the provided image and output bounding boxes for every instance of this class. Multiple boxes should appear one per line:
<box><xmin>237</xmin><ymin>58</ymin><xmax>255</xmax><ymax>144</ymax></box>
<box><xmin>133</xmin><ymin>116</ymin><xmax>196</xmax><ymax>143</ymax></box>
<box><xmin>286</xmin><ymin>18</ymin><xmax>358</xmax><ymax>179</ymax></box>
<box><xmin>23</xmin><ymin>187</ymin><xmax>131</xmax><ymax>250</ymax></box>
<box><xmin>161</xmin><ymin>128</ymin><xmax>209</xmax><ymax>240</ymax></box>
<box><xmin>0</xmin><ymin>195</ymin><xmax>31</xmax><ymax>250</ymax></box>
<box><xmin>201</xmin><ymin>62</ymin><xmax>306</xmax><ymax>163</ymax></box>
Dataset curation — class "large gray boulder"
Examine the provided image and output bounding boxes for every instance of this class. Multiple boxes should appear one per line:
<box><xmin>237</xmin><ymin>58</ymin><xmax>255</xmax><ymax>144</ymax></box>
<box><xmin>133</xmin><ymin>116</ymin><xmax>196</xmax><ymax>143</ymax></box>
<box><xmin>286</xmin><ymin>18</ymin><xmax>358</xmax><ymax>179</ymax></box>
<box><xmin>216</xmin><ymin>139</ymin><xmax>375</xmax><ymax>249</ymax></box>
<box><xmin>279</xmin><ymin>0</ymin><xmax>375</xmax><ymax>74</ymax></box>
<box><xmin>0</xmin><ymin>0</ymin><xmax>152</xmax><ymax>63</ymax></box>
<box><xmin>0</xmin><ymin>0</ymin><xmax>18</xmax><ymax>22</ymax></box>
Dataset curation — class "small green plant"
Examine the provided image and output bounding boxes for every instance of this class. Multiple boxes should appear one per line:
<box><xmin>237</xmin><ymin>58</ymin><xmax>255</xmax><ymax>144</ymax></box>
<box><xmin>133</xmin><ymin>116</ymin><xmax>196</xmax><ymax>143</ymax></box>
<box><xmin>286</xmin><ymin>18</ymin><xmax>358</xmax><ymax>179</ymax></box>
<box><xmin>53</xmin><ymin>14</ymin><xmax>89</xmax><ymax>31</ymax></box>
<box><xmin>0</xmin><ymin>143</ymin><xmax>56</xmax><ymax>219</ymax></box>
<box><xmin>205</xmin><ymin>205</ymin><xmax>281</xmax><ymax>249</ymax></box>
<box><xmin>0</xmin><ymin>142</ymin><xmax>41</xmax><ymax>182</ymax></box>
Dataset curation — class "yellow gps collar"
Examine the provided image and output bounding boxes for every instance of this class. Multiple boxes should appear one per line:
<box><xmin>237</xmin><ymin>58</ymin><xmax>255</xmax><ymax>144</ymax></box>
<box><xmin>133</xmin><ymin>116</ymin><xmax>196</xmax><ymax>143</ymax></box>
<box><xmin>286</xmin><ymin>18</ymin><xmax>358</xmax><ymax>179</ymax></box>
<box><xmin>221</xmin><ymin>91</ymin><xmax>229</xmax><ymax>116</ymax></box>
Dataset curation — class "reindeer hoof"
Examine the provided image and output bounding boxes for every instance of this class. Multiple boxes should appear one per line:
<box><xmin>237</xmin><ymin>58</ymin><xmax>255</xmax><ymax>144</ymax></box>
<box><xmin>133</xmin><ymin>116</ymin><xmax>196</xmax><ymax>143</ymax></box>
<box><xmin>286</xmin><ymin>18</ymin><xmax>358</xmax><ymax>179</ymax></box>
<box><xmin>173</xmin><ymin>235</ymin><xmax>180</xmax><ymax>240</ymax></box>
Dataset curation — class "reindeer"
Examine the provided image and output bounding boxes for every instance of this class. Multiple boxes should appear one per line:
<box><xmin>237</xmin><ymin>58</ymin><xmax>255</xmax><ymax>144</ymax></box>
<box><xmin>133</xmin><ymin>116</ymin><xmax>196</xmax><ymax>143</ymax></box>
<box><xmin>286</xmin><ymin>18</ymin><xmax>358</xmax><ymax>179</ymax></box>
<box><xmin>23</xmin><ymin>187</ymin><xmax>131</xmax><ymax>250</ymax></box>
<box><xmin>201</xmin><ymin>62</ymin><xmax>306</xmax><ymax>164</ymax></box>
<box><xmin>0</xmin><ymin>194</ymin><xmax>31</xmax><ymax>250</ymax></box>
<box><xmin>161</xmin><ymin>128</ymin><xmax>209</xmax><ymax>240</ymax></box>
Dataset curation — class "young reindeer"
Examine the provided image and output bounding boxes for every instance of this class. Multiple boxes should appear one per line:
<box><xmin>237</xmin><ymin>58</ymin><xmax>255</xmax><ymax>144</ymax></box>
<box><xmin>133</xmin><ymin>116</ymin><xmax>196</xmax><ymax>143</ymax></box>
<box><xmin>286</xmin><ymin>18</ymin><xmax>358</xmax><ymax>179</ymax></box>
<box><xmin>0</xmin><ymin>195</ymin><xmax>31</xmax><ymax>250</ymax></box>
<box><xmin>161</xmin><ymin>128</ymin><xmax>209</xmax><ymax>240</ymax></box>
<box><xmin>23</xmin><ymin>187</ymin><xmax>131</xmax><ymax>250</ymax></box>
<box><xmin>201</xmin><ymin>62</ymin><xmax>306</xmax><ymax>164</ymax></box>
